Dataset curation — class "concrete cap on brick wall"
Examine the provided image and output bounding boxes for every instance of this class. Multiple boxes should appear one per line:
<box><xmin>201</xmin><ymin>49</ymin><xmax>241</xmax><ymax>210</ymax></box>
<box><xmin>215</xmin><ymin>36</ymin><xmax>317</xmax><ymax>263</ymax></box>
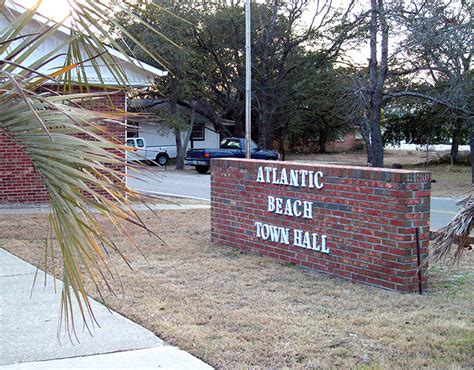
<box><xmin>211</xmin><ymin>158</ymin><xmax>431</xmax><ymax>183</ymax></box>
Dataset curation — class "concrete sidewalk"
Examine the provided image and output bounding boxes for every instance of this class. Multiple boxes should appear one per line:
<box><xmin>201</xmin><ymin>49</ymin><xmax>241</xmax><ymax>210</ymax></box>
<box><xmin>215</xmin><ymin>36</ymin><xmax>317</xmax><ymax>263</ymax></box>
<box><xmin>0</xmin><ymin>249</ymin><xmax>212</xmax><ymax>369</ymax></box>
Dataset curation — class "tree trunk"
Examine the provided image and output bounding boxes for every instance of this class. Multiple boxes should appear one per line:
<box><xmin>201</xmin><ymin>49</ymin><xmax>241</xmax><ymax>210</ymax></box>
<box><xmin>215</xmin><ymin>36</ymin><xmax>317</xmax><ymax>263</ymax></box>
<box><xmin>362</xmin><ymin>134</ymin><xmax>374</xmax><ymax>167</ymax></box>
<box><xmin>233</xmin><ymin>108</ymin><xmax>244</xmax><ymax>137</ymax></box>
<box><xmin>175</xmin><ymin>127</ymin><xmax>185</xmax><ymax>170</ymax></box>
<box><xmin>178</xmin><ymin>104</ymin><xmax>195</xmax><ymax>166</ymax></box>
<box><xmin>368</xmin><ymin>0</ymin><xmax>379</xmax><ymax>167</ymax></box>
<box><xmin>370</xmin><ymin>112</ymin><xmax>384</xmax><ymax>166</ymax></box>
<box><xmin>367</xmin><ymin>146</ymin><xmax>374</xmax><ymax>166</ymax></box>
<box><xmin>367</xmin><ymin>0</ymin><xmax>387</xmax><ymax>168</ymax></box>
<box><xmin>258</xmin><ymin>120</ymin><xmax>273</xmax><ymax>150</ymax></box>
<box><xmin>258</xmin><ymin>108</ymin><xmax>274</xmax><ymax>150</ymax></box>
<box><xmin>278</xmin><ymin>131</ymin><xmax>286</xmax><ymax>161</ymax></box>
<box><xmin>170</xmin><ymin>78</ymin><xmax>185</xmax><ymax>170</ymax></box>
<box><xmin>318</xmin><ymin>130</ymin><xmax>327</xmax><ymax>154</ymax></box>
<box><xmin>470</xmin><ymin>128</ymin><xmax>474</xmax><ymax>185</ymax></box>
<box><xmin>359</xmin><ymin>117</ymin><xmax>373</xmax><ymax>166</ymax></box>
<box><xmin>175</xmin><ymin>112</ymin><xmax>195</xmax><ymax>170</ymax></box>
<box><xmin>450</xmin><ymin>124</ymin><xmax>461</xmax><ymax>165</ymax></box>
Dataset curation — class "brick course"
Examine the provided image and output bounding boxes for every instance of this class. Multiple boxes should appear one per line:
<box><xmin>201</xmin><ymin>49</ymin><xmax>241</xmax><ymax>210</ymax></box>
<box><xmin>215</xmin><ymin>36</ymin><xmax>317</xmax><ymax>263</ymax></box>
<box><xmin>0</xmin><ymin>134</ymin><xmax>49</xmax><ymax>203</ymax></box>
<box><xmin>211</xmin><ymin>158</ymin><xmax>431</xmax><ymax>292</ymax></box>
<box><xmin>0</xmin><ymin>89</ymin><xmax>126</xmax><ymax>204</ymax></box>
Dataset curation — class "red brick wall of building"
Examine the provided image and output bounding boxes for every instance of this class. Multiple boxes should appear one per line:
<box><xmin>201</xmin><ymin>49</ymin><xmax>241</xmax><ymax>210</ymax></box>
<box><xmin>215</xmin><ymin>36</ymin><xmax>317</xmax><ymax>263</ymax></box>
<box><xmin>326</xmin><ymin>132</ymin><xmax>365</xmax><ymax>152</ymax></box>
<box><xmin>0</xmin><ymin>89</ymin><xmax>126</xmax><ymax>204</ymax></box>
<box><xmin>0</xmin><ymin>134</ymin><xmax>50</xmax><ymax>203</ymax></box>
<box><xmin>211</xmin><ymin>158</ymin><xmax>431</xmax><ymax>292</ymax></box>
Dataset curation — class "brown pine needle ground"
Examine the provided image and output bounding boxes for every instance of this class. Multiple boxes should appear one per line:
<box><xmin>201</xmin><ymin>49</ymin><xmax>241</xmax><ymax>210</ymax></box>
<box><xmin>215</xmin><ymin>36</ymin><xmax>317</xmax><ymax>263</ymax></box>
<box><xmin>1</xmin><ymin>209</ymin><xmax>473</xmax><ymax>368</ymax></box>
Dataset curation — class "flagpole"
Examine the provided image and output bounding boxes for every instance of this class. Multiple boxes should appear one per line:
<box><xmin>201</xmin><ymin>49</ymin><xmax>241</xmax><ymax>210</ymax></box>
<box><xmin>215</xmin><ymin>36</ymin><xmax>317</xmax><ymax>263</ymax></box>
<box><xmin>245</xmin><ymin>0</ymin><xmax>251</xmax><ymax>159</ymax></box>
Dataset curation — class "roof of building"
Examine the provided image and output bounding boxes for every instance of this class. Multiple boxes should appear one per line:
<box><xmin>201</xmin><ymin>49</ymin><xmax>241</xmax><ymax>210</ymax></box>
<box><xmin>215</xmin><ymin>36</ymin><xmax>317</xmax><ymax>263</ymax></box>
<box><xmin>2</xmin><ymin>1</ymin><xmax>167</xmax><ymax>87</ymax></box>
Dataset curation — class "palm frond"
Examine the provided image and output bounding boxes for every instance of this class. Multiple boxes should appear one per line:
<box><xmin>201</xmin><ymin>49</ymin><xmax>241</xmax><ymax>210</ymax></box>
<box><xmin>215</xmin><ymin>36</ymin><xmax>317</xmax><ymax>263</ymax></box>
<box><xmin>0</xmin><ymin>0</ymin><xmax>170</xmax><ymax>336</ymax></box>
<box><xmin>430</xmin><ymin>195</ymin><xmax>473</xmax><ymax>265</ymax></box>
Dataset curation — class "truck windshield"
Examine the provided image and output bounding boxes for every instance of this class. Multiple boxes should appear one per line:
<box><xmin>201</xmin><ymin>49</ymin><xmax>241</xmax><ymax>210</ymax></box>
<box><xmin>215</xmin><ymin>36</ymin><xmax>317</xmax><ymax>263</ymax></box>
<box><xmin>220</xmin><ymin>139</ymin><xmax>241</xmax><ymax>149</ymax></box>
<box><xmin>220</xmin><ymin>139</ymin><xmax>259</xmax><ymax>150</ymax></box>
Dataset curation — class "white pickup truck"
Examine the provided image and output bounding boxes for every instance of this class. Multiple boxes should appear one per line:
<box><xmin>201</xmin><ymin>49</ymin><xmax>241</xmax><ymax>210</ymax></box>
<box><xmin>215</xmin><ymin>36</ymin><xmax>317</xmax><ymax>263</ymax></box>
<box><xmin>126</xmin><ymin>137</ymin><xmax>177</xmax><ymax>166</ymax></box>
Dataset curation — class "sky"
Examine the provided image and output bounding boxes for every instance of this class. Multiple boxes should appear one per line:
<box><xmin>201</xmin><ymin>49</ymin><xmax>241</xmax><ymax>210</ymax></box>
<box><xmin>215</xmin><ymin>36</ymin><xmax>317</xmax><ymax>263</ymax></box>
<box><xmin>14</xmin><ymin>0</ymin><xmax>370</xmax><ymax>64</ymax></box>
<box><xmin>16</xmin><ymin>0</ymin><xmax>71</xmax><ymax>20</ymax></box>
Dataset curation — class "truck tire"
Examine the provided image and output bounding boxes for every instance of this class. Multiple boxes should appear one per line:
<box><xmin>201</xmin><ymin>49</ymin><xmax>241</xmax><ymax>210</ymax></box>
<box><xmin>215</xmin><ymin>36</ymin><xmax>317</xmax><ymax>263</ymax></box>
<box><xmin>156</xmin><ymin>153</ymin><xmax>169</xmax><ymax>166</ymax></box>
<box><xmin>196</xmin><ymin>165</ymin><xmax>209</xmax><ymax>174</ymax></box>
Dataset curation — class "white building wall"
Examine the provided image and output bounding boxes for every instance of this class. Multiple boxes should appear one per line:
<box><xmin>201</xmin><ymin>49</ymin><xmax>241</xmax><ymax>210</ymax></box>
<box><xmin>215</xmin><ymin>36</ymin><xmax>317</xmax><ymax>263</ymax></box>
<box><xmin>191</xmin><ymin>123</ymin><xmax>220</xmax><ymax>149</ymax></box>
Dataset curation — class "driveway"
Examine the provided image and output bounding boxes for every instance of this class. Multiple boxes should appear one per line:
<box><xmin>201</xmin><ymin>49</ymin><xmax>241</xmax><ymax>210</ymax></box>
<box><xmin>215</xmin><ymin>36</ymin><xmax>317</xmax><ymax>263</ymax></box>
<box><xmin>127</xmin><ymin>168</ymin><xmax>211</xmax><ymax>201</ymax></box>
<box><xmin>127</xmin><ymin>168</ymin><xmax>464</xmax><ymax>231</ymax></box>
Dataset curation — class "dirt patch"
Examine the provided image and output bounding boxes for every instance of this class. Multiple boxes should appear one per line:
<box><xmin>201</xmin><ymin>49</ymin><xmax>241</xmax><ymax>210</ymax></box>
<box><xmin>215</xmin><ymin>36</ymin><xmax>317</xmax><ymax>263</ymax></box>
<box><xmin>287</xmin><ymin>150</ymin><xmax>472</xmax><ymax>198</ymax></box>
<box><xmin>1</xmin><ymin>209</ymin><xmax>473</xmax><ymax>368</ymax></box>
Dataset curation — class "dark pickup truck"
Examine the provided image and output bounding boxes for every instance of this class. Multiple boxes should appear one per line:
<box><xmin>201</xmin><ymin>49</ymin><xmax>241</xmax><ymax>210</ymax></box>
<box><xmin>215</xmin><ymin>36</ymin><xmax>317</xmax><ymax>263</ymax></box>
<box><xmin>185</xmin><ymin>137</ymin><xmax>279</xmax><ymax>174</ymax></box>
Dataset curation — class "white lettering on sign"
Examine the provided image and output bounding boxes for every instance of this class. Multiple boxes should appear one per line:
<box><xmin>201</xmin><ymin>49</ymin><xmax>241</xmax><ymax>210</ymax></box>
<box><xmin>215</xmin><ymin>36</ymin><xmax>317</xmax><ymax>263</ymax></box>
<box><xmin>257</xmin><ymin>166</ymin><xmax>324</xmax><ymax>189</ymax></box>
<box><xmin>255</xmin><ymin>222</ymin><xmax>329</xmax><ymax>254</ymax></box>
<box><xmin>267</xmin><ymin>196</ymin><xmax>313</xmax><ymax>219</ymax></box>
<box><xmin>255</xmin><ymin>166</ymin><xmax>329</xmax><ymax>255</ymax></box>
<box><xmin>293</xmin><ymin>230</ymin><xmax>329</xmax><ymax>253</ymax></box>
<box><xmin>255</xmin><ymin>222</ymin><xmax>290</xmax><ymax>244</ymax></box>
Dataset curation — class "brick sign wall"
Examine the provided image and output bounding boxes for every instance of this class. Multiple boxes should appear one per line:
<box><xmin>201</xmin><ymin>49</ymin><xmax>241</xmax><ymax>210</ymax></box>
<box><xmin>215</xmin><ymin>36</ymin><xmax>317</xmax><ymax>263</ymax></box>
<box><xmin>0</xmin><ymin>89</ymin><xmax>125</xmax><ymax>204</ymax></box>
<box><xmin>211</xmin><ymin>158</ymin><xmax>431</xmax><ymax>292</ymax></box>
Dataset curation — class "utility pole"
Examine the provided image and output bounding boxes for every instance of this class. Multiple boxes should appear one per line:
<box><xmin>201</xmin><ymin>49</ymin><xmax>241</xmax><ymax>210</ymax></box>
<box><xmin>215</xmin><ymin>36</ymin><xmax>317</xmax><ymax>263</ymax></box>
<box><xmin>245</xmin><ymin>0</ymin><xmax>251</xmax><ymax>159</ymax></box>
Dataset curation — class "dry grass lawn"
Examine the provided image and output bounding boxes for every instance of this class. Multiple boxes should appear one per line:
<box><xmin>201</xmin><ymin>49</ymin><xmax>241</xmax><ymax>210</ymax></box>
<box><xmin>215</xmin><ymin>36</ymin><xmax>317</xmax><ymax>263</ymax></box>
<box><xmin>287</xmin><ymin>150</ymin><xmax>472</xmax><ymax>198</ymax></box>
<box><xmin>411</xmin><ymin>164</ymin><xmax>471</xmax><ymax>198</ymax></box>
<box><xmin>1</xmin><ymin>209</ymin><xmax>473</xmax><ymax>368</ymax></box>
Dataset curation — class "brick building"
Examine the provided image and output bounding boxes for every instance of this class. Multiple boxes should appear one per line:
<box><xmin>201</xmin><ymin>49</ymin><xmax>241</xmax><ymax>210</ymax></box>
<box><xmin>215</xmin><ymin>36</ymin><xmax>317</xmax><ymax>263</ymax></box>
<box><xmin>0</xmin><ymin>3</ymin><xmax>164</xmax><ymax>203</ymax></box>
<box><xmin>327</xmin><ymin>132</ymin><xmax>365</xmax><ymax>152</ymax></box>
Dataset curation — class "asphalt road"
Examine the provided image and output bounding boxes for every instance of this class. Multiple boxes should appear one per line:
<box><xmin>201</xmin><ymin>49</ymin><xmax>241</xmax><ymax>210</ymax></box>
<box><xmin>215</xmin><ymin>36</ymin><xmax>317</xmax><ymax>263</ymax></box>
<box><xmin>127</xmin><ymin>168</ymin><xmax>464</xmax><ymax>231</ymax></box>
<box><xmin>430</xmin><ymin>197</ymin><xmax>462</xmax><ymax>231</ymax></box>
<box><xmin>127</xmin><ymin>168</ymin><xmax>211</xmax><ymax>201</ymax></box>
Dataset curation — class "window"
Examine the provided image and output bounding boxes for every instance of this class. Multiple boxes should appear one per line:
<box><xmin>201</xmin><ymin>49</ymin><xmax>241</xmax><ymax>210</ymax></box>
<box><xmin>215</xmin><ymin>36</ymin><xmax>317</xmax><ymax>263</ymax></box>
<box><xmin>127</xmin><ymin>122</ymin><xmax>139</xmax><ymax>138</ymax></box>
<box><xmin>220</xmin><ymin>138</ymin><xmax>241</xmax><ymax>149</ymax></box>
<box><xmin>191</xmin><ymin>123</ymin><xmax>205</xmax><ymax>141</ymax></box>
<box><xmin>127</xmin><ymin>139</ymin><xmax>144</xmax><ymax>147</ymax></box>
<box><xmin>335</xmin><ymin>133</ymin><xmax>345</xmax><ymax>142</ymax></box>
<box><xmin>250</xmin><ymin>140</ymin><xmax>259</xmax><ymax>151</ymax></box>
